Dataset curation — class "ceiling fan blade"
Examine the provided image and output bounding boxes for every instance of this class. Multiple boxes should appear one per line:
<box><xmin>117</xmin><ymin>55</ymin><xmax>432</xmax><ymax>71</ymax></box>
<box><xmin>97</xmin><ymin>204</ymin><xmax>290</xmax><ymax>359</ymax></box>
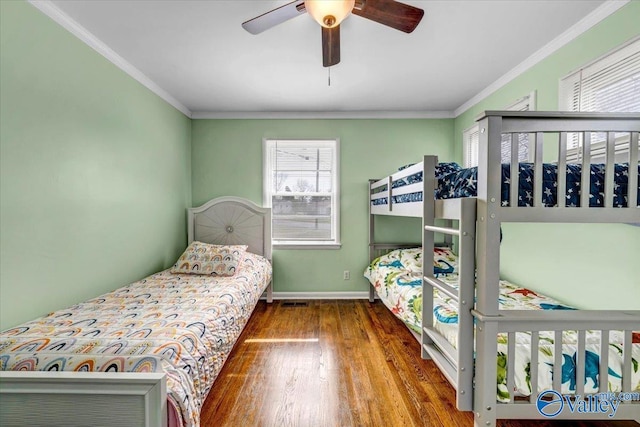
<box><xmin>322</xmin><ymin>26</ymin><xmax>340</xmax><ymax>67</ymax></box>
<box><xmin>353</xmin><ymin>0</ymin><xmax>424</xmax><ymax>33</ymax></box>
<box><xmin>242</xmin><ymin>1</ymin><xmax>306</xmax><ymax>35</ymax></box>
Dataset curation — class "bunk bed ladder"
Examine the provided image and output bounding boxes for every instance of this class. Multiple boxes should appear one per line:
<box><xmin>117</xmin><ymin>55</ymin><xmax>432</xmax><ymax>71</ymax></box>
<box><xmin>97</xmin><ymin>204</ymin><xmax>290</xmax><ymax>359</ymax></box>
<box><xmin>421</xmin><ymin>155</ymin><xmax>477</xmax><ymax>412</ymax></box>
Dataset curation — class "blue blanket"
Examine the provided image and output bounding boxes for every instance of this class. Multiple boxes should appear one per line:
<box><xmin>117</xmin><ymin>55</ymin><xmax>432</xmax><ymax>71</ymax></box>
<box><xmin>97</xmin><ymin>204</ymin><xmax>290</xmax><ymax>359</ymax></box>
<box><xmin>373</xmin><ymin>162</ymin><xmax>640</xmax><ymax>208</ymax></box>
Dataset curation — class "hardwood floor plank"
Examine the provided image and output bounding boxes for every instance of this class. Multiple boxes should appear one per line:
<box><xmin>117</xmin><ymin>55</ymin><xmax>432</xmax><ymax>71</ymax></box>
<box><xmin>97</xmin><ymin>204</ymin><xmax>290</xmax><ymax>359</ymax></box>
<box><xmin>200</xmin><ymin>300</ymin><xmax>639</xmax><ymax>427</ymax></box>
<box><xmin>319</xmin><ymin>301</ymin><xmax>356</xmax><ymax>426</ymax></box>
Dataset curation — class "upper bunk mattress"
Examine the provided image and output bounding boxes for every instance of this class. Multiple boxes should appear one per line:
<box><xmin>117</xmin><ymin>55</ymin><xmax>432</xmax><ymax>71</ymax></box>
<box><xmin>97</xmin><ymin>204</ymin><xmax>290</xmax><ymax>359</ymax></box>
<box><xmin>0</xmin><ymin>251</ymin><xmax>272</xmax><ymax>427</ymax></box>
<box><xmin>364</xmin><ymin>248</ymin><xmax>640</xmax><ymax>402</ymax></box>
<box><xmin>372</xmin><ymin>162</ymin><xmax>640</xmax><ymax>207</ymax></box>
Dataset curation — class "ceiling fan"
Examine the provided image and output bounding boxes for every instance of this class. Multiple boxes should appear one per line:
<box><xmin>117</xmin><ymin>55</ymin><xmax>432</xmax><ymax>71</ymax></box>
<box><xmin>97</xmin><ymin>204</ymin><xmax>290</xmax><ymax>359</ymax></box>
<box><xmin>242</xmin><ymin>0</ymin><xmax>424</xmax><ymax>67</ymax></box>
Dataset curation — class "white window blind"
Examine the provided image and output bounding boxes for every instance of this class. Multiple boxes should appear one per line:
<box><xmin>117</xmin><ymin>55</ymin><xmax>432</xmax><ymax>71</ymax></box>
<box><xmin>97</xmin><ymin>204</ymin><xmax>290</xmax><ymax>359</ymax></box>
<box><xmin>559</xmin><ymin>37</ymin><xmax>640</xmax><ymax>162</ymax></box>
<box><xmin>463</xmin><ymin>126</ymin><xmax>479</xmax><ymax>168</ymax></box>
<box><xmin>263</xmin><ymin>139</ymin><xmax>340</xmax><ymax>248</ymax></box>
<box><xmin>463</xmin><ymin>91</ymin><xmax>536</xmax><ymax>168</ymax></box>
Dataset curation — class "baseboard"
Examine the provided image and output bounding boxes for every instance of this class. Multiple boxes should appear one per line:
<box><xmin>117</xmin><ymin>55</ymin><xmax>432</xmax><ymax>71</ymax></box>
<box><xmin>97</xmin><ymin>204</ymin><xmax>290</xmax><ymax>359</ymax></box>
<box><xmin>261</xmin><ymin>291</ymin><xmax>370</xmax><ymax>300</ymax></box>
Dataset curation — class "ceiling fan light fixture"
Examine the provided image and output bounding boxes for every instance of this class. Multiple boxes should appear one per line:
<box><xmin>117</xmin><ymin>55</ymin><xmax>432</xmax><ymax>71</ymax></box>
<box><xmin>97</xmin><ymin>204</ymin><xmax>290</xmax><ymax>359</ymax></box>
<box><xmin>305</xmin><ymin>0</ymin><xmax>355</xmax><ymax>28</ymax></box>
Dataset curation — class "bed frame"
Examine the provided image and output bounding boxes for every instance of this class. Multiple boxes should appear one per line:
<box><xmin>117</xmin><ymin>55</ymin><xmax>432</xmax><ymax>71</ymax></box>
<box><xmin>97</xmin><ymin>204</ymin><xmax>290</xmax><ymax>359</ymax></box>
<box><xmin>0</xmin><ymin>196</ymin><xmax>272</xmax><ymax>427</ymax></box>
<box><xmin>368</xmin><ymin>111</ymin><xmax>640</xmax><ymax>426</ymax></box>
<box><xmin>188</xmin><ymin>196</ymin><xmax>273</xmax><ymax>302</ymax></box>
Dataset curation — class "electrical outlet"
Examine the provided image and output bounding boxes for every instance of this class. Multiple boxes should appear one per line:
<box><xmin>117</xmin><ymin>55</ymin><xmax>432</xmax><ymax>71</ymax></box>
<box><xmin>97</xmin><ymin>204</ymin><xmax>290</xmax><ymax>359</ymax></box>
<box><xmin>343</xmin><ymin>270</ymin><xmax>350</xmax><ymax>280</ymax></box>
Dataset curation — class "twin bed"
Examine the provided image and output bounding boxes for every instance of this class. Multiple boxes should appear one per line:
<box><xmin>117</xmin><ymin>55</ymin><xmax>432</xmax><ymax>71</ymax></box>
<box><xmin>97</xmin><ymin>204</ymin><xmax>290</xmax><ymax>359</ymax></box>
<box><xmin>0</xmin><ymin>196</ymin><xmax>273</xmax><ymax>427</ymax></box>
<box><xmin>366</xmin><ymin>111</ymin><xmax>640</xmax><ymax>425</ymax></box>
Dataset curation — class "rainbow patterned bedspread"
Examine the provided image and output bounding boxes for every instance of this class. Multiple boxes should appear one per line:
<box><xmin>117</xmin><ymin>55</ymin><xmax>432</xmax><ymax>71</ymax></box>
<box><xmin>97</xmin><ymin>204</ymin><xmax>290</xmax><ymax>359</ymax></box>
<box><xmin>364</xmin><ymin>248</ymin><xmax>640</xmax><ymax>401</ymax></box>
<box><xmin>0</xmin><ymin>252</ymin><xmax>272</xmax><ymax>427</ymax></box>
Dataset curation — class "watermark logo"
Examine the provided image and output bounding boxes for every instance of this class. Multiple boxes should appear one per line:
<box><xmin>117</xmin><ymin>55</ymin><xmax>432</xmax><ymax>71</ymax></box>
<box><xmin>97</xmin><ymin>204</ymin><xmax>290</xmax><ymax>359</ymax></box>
<box><xmin>536</xmin><ymin>391</ymin><xmax>640</xmax><ymax>418</ymax></box>
<box><xmin>536</xmin><ymin>390</ymin><xmax>564</xmax><ymax>417</ymax></box>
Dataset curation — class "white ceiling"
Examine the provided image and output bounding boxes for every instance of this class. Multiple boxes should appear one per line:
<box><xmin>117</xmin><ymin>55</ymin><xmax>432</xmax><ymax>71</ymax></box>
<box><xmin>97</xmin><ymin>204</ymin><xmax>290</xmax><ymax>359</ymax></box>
<box><xmin>40</xmin><ymin>0</ymin><xmax>617</xmax><ymax>117</ymax></box>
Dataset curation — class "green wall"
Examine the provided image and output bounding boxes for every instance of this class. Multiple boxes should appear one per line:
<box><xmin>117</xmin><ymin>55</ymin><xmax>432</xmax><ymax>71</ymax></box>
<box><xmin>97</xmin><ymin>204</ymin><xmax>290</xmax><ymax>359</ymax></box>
<box><xmin>192</xmin><ymin>2</ymin><xmax>640</xmax><ymax>307</ymax></box>
<box><xmin>2</xmin><ymin>0</ymin><xmax>637</xmax><ymax>331</ymax></box>
<box><xmin>191</xmin><ymin>119</ymin><xmax>453</xmax><ymax>293</ymax></box>
<box><xmin>453</xmin><ymin>1</ymin><xmax>640</xmax><ymax>309</ymax></box>
<box><xmin>0</xmin><ymin>1</ymin><xmax>192</xmax><ymax>329</ymax></box>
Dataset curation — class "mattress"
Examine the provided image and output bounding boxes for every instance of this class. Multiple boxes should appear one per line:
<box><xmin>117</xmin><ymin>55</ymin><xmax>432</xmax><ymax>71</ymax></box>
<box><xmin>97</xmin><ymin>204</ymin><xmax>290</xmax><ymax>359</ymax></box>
<box><xmin>0</xmin><ymin>251</ymin><xmax>272</xmax><ymax>427</ymax></box>
<box><xmin>372</xmin><ymin>162</ymin><xmax>640</xmax><ymax>208</ymax></box>
<box><xmin>364</xmin><ymin>246</ymin><xmax>457</xmax><ymax>333</ymax></box>
<box><xmin>364</xmin><ymin>248</ymin><xmax>640</xmax><ymax>401</ymax></box>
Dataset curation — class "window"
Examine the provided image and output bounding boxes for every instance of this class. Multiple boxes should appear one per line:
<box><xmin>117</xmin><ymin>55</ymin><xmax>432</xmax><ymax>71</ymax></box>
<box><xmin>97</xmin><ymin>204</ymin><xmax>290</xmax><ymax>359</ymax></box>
<box><xmin>463</xmin><ymin>91</ymin><xmax>536</xmax><ymax>168</ymax></box>
<box><xmin>263</xmin><ymin>139</ymin><xmax>340</xmax><ymax>248</ymax></box>
<box><xmin>559</xmin><ymin>37</ymin><xmax>640</xmax><ymax>162</ymax></box>
<box><xmin>462</xmin><ymin>125</ymin><xmax>480</xmax><ymax>168</ymax></box>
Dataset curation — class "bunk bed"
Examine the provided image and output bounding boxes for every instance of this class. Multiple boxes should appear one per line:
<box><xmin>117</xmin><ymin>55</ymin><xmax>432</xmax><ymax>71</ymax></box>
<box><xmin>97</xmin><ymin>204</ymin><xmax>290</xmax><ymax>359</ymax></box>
<box><xmin>0</xmin><ymin>196</ymin><xmax>273</xmax><ymax>427</ymax></box>
<box><xmin>366</xmin><ymin>111</ymin><xmax>640</xmax><ymax>426</ymax></box>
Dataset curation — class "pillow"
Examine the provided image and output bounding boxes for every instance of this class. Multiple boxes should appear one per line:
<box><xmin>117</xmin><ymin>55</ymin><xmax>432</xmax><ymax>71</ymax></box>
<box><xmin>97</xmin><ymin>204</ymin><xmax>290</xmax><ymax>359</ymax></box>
<box><xmin>398</xmin><ymin>162</ymin><xmax>461</xmax><ymax>179</ymax></box>
<box><xmin>435</xmin><ymin>162</ymin><xmax>462</xmax><ymax>179</ymax></box>
<box><xmin>171</xmin><ymin>241</ymin><xmax>247</xmax><ymax>276</ymax></box>
<box><xmin>398</xmin><ymin>163</ymin><xmax>416</xmax><ymax>171</ymax></box>
<box><xmin>394</xmin><ymin>246</ymin><xmax>458</xmax><ymax>276</ymax></box>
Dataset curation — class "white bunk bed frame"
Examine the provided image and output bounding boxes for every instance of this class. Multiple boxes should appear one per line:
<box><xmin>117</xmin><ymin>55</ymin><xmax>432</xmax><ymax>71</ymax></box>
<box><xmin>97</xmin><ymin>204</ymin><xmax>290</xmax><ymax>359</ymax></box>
<box><xmin>0</xmin><ymin>196</ymin><xmax>272</xmax><ymax>427</ymax></box>
<box><xmin>368</xmin><ymin>111</ymin><xmax>640</xmax><ymax>426</ymax></box>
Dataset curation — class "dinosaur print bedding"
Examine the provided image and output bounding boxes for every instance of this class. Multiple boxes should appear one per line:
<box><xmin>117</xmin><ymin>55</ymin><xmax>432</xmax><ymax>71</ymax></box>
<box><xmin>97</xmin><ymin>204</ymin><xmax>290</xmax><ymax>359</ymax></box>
<box><xmin>364</xmin><ymin>247</ymin><xmax>640</xmax><ymax>401</ymax></box>
<box><xmin>0</xmin><ymin>251</ymin><xmax>272</xmax><ymax>427</ymax></box>
<box><xmin>364</xmin><ymin>246</ymin><xmax>457</xmax><ymax>333</ymax></box>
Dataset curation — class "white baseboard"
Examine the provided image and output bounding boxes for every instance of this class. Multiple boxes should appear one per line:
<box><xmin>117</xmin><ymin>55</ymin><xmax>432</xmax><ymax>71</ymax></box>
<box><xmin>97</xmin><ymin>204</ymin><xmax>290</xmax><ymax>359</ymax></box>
<box><xmin>261</xmin><ymin>291</ymin><xmax>370</xmax><ymax>300</ymax></box>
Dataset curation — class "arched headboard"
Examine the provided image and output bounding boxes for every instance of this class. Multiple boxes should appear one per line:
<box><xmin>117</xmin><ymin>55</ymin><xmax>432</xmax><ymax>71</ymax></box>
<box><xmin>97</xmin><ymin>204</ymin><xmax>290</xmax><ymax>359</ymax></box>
<box><xmin>187</xmin><ymin>196</ymin><xmax>272</xmax><ymax>261</ymax></box>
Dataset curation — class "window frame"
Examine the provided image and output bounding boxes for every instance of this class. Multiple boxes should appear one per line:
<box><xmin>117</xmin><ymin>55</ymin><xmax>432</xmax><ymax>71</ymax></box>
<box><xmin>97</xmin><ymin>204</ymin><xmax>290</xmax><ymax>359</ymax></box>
<box><xmin>463</xmin><ymin>91</ymin><xmax>537</xmax><ymax>168</ymax></box>
<box><xmin>262</xmin><ymin>138</ymin><xmax>341</xmax><ymax>250</ymax></box>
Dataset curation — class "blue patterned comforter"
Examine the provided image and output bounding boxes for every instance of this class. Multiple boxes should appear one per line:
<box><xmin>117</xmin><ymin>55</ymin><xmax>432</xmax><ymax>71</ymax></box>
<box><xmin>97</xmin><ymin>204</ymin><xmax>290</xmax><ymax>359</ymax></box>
<box><xmin>373</xmin><ymin>162</ymin><xmax>640</xmax><ymax>207</ymax></box>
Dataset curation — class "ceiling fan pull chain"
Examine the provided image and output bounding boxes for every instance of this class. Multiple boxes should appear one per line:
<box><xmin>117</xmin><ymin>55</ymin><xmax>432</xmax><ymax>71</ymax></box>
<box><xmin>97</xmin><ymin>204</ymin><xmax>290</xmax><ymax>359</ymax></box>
<box><xmin>328</xmin><ymin>66</ymin><xmax>331</xmax><ymax>87</ymax></box>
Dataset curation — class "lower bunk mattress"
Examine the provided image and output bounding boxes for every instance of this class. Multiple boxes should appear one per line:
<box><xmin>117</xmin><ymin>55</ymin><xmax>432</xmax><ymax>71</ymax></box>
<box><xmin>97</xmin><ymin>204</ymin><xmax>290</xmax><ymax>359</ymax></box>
<box><xmin>0</xmin><ymin>250</ymin><xmax>272</xmax><ymax>427</ymax></box>
<box><xmin>364</xmin><ymin>247</ymin><xmax>640</xmax><ymax>401</ymax></box>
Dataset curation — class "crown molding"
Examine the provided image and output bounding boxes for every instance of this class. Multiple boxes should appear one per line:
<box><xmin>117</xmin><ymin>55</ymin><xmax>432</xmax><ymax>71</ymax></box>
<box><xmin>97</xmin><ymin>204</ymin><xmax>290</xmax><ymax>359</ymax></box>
<box><xmin>28</xmin><ymin>0</ymin><xmax>628</xmax><ymax>121</ymax></box>
<box><xmin>28</xmin><ymin>0</ymin><xmax>192</xmax><ymax>117</ymax></box>
<box><xmin>191</xmin><ymin>110</ymin><xmax>455</xmax><ymax>119</ymax></box>
<box><xmin>453</xmin><ymin>0</ymin><xmax>630</xmax><ymax>117</ymax></box>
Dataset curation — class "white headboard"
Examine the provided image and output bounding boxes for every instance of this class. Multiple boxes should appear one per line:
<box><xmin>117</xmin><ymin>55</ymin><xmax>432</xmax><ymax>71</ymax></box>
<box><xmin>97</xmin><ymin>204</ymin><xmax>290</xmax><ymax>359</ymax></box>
<box><xmin>187</xmin><ymin>196</ymin><xmax>272</xmax><ymax>261</ymax></box>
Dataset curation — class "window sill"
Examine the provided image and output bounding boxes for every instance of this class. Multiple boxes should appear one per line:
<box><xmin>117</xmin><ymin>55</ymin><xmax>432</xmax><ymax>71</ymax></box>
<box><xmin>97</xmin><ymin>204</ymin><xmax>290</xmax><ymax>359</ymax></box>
<box><xmin>273</xmin><ymin>242</ymin><xmax>342</xmax><ymax>250</ymax></box>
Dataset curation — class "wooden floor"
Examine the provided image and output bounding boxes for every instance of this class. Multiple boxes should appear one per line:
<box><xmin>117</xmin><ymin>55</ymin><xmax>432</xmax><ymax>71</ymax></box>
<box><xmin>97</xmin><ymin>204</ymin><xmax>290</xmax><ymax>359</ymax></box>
<box><xmin>201</xmin><ymin>300</ymin><xmax>638</xmax><ymax>427</ymax></box>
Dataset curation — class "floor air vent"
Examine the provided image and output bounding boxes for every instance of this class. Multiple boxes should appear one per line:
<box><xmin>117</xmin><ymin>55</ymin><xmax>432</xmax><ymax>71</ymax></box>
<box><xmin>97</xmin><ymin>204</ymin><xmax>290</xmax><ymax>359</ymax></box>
<box><xmin>281</xmin><ymin>301</ymin><xmax>309</xmax><ymax>307</ymax></box>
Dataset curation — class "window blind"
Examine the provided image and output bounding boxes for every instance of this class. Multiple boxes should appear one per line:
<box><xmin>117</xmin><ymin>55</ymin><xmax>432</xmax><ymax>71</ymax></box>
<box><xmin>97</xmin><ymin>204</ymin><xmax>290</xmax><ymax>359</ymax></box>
<box><xmin>559</xmin><ymin>38</ymin><xmax>640</xmax><ymax>160</ymax></box>
<box><xmin>500</xmin><ymin>93</ymin><xmax>535</xmax><ymax>163</ymax></box>
<box><xmin>560</xmin><ymin>38</ymin><xmax>640</xmax><ymax>114</ymax></box>
<box><xmin>463</xmin><ymin>126</ymin><xmax>479</xmax><ymax>168</ymax></box>
<box><xmin>263</xmin><ymin>140</ymin><xmax>339</xmax><ymax>244</ymax></box>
